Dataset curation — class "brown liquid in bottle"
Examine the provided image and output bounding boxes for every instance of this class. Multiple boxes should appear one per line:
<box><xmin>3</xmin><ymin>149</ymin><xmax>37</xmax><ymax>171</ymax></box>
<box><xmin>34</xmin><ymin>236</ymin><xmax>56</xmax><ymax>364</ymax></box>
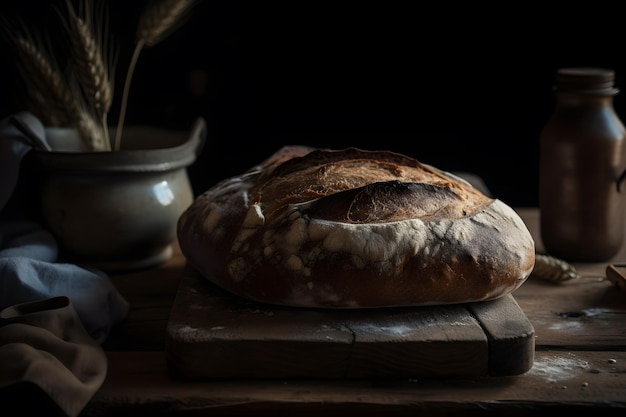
<box><xmin>539</xmin><ymin>67</ymin><xmax>626</xmax><ymax>262</ymax></box>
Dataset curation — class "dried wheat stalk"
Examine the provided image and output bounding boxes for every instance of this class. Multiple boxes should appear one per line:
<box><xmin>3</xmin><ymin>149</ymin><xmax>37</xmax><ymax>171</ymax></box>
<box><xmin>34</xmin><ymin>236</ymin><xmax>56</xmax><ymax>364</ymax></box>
<box><xmin>136</xmin><ymin>0</ymin><xmax>197</xmax><ymax>47</ymax></box>
<box><xmin>13</xmin><ymin>34</ymin><xmax>104</xmax><ymax>151</ymax></box>
<box><xmin>4</xmin><ymin>2</ymin><xmax>112</xmax><ymax>151</ymax></box>
<box><xmin>114</xmin><ymin>0</ymin><xmax>197</xmax><ymax>151</ymax></box>
<box><xmin>13</xmin><ymin>36</ymin><xmax>78</xmax><ymax>127</ymax></box>
<box><xmin>57</xmin><ymin>0</ymin><xmax>114</xmax><ymax>151</ymax></box>
<box><xmin>75</xmin><ymin>107</ymin><xmax>108</xmax><ymax>151</ymax></box>
<box><xmin>531</xmin><ymin>253</ymin><xmax>580</xmax><ymax>283</ymax></box>
<box><xmin>61</xmin><ymin>0</ymin><xmax>114</xmax><ymax>150</ymax></box>
<box><xmin>3</xmin><ymin>0</ymin><xmax>195</xmax><ymax>152</ymax></box>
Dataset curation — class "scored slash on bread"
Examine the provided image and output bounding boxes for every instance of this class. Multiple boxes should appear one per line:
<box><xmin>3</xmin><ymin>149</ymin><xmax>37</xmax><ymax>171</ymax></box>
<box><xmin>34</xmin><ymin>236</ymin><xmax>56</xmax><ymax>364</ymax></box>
<box><xmin>178</xmin><ymin>146</ymin><xmax>536</xmax><ymax>308</ymax></box>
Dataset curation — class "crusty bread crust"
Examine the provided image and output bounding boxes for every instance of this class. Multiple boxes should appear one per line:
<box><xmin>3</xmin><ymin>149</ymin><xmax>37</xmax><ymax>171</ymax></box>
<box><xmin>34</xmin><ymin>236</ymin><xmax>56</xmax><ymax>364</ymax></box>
<box><xmin>178</xmin><ymin>146</ymin><xmax>535</xmax><ymax>308</ymax></box>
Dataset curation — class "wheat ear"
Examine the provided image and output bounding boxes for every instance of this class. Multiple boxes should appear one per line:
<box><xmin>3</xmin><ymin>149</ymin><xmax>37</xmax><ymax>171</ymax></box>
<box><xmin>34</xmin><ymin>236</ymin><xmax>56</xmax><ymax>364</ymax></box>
<box><xmin>75</xmin><ymin>107</ymin><xmax>108</xmax><ymax>151</ymax></box>
<box><xmin>19</xmin><ymin>38</ymin><xmax>104</xmax><ymax>151</ymax></box>
<box><xmin>13</xmin><ymin>36</ymin><xmax>79</xmax><ymax>127</ymax></box>
<box><xmin>531</xmin><ymin>253</ymin><xmax>580</xmax><ymax>283</ymax></box>
<box><xmin>114</xmin><ymin>0</ymin><xmax>196</xmax><ymax>151</ymax></box>
<box><xmin>62</xmin><ymin>0</ymin><xmax>113</xmax><ymax>150</ymax></box>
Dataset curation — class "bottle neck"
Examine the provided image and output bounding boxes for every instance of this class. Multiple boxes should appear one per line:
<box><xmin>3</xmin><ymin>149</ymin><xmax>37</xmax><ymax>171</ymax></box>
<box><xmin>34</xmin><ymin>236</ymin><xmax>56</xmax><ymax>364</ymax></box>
<box><xmin>554</xmin><ymin>92</ymin><xmax>615</xmax><ymax>108</ymax></box>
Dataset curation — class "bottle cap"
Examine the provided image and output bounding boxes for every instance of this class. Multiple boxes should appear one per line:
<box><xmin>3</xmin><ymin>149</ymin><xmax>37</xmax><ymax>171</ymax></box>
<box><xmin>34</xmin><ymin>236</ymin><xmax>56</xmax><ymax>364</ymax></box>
<box><xmin>554</xmin><ymin>67</ymin><xmax>619</xmax><ymax>95</ymax></box>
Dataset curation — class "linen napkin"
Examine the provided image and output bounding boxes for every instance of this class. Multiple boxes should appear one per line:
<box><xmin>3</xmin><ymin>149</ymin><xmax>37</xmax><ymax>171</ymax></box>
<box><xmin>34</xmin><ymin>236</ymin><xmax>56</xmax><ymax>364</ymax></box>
<box><xmin>0</xmin><ymin>296</ymin><xmax>107</xmax><ymax>417</ymax></box>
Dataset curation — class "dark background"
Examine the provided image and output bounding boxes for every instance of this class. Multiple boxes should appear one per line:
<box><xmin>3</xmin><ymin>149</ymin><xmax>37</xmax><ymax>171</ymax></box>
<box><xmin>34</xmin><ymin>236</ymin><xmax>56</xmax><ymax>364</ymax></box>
<box><xmin>2</xmin><ymin>1</ymin><xmax>626</xmax><ymax>207</ymax></box>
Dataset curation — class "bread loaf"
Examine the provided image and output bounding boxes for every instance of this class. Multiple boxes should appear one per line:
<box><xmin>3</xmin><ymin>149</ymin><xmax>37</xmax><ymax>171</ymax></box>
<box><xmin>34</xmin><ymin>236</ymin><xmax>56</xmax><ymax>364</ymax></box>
<box><xmin>178</xmin><ymin>146</ymin><xmax>535</xmax><ymax>308</ymax></box>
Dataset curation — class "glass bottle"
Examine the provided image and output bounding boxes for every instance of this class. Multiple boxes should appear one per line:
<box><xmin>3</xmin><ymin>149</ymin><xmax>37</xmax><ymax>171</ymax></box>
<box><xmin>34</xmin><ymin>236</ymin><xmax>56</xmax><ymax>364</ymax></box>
<box><xmin>539</xmin><ymin>67</ymin><xmax>626</xmax><ymax>262</ymax></box>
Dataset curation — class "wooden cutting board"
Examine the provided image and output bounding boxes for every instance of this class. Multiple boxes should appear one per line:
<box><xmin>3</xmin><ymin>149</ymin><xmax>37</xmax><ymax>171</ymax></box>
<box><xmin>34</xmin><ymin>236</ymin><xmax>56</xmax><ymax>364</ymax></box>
<box><xmin>166</xmin><ymin>267</ymin><xmax>535</xmax><ymax>379</ymax></box>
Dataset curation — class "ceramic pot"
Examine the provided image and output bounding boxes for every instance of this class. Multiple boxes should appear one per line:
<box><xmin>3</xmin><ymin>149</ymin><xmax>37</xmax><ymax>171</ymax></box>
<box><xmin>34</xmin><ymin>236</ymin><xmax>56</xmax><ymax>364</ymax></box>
<box><xmin>34</xmin><ymin>118</ymin><xmax>206</xmax><ymax>272</ymax></box>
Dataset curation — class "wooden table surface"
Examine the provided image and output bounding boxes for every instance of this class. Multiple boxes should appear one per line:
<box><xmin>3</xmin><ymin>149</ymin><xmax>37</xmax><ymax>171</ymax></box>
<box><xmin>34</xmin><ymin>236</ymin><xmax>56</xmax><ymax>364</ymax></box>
<box><xmin>83</xmin><ymin>207</ymin><xmax>626</xmax><ymax>416</ymax></box>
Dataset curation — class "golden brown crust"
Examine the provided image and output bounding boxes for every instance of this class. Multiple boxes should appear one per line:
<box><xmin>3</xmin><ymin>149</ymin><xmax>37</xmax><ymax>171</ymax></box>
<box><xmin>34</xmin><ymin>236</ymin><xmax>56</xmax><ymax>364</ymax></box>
<box><xmin>178</xmin><ymin>146</ymin><xmax>536</xmax><ymax>308</ymax></box>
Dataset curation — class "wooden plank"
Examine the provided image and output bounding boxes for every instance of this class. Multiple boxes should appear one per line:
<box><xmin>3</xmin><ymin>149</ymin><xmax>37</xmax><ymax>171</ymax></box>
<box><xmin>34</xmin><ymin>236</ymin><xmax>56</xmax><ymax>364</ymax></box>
<box><xmin>165</xmin><ymin>271</ymin><xmax>534</xmax><ymax>379</ymax></box>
